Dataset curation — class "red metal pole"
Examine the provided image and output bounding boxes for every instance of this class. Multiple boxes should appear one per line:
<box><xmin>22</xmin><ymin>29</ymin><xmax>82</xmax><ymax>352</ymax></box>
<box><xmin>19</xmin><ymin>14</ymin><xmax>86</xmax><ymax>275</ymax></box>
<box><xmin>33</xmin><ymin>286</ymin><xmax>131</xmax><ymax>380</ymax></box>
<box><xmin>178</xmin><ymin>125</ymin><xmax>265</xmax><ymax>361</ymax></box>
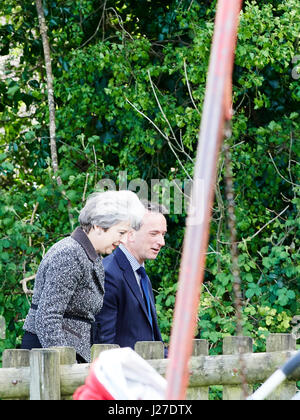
<box><xmin>165</xmin><ymin>0</ymin><xmax>243</xmax><ymax>400</ymax></box>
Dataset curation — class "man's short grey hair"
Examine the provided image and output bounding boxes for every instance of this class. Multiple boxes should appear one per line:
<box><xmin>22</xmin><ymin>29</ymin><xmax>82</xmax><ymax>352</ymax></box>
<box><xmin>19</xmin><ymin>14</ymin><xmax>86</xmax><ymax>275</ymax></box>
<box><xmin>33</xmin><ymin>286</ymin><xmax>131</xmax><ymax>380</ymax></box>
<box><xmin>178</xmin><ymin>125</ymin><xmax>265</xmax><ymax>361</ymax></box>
<box><xmin>135</xmin><ymin>199</ymin><xmax>167</xmax><ymax>231</ymax></box>
<box><xmin>79</xmin><ymin>190</ymin><xmax>145</xmax><ymax>233</ymax></box>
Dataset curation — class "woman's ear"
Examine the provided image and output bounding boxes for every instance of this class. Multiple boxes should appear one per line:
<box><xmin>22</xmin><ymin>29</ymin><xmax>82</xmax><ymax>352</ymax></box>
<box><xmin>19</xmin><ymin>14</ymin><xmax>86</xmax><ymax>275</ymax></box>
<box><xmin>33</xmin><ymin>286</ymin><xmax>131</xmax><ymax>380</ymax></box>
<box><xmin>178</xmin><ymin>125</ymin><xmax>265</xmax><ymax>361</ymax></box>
<box><xmin>94</xmin><ymin>225</ymin><xmax>104</xmax><ymax>235</ymax></box>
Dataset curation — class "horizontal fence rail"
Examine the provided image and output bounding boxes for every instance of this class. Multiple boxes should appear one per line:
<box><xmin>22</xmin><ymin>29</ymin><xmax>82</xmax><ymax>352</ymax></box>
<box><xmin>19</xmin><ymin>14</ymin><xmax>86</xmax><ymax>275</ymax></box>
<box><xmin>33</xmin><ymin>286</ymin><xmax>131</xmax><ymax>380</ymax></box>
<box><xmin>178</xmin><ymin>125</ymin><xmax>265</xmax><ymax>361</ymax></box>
<box><xmin>0</xmin><ymin>334</ymin><xmax>299</xmax><ymax>400</ymax></box>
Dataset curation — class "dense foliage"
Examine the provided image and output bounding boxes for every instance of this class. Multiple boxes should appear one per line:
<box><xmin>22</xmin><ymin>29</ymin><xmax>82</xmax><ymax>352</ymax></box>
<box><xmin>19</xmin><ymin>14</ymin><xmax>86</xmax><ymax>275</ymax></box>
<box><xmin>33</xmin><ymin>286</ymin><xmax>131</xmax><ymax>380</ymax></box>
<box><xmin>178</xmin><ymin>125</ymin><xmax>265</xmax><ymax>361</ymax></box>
<box><xmin>0</xmin><ymin>0</ymin><xmax>299</xmax><ymax>362</ymax></box>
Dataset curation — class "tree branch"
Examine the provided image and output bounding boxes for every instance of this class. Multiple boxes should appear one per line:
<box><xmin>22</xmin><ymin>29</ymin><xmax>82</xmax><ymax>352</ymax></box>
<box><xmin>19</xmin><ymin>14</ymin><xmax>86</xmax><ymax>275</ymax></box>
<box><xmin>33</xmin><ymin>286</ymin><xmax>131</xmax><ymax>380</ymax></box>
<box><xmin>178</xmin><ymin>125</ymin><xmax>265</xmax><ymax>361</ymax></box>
<box><xmin>35</xmin><ymin>0</ymin><xmax>74</xmax><ymax>228</ymax></box>
<box><xmin>183</xmin><ymin>58</ymin><xmax>200</xmax><ymax>115</ymax></box>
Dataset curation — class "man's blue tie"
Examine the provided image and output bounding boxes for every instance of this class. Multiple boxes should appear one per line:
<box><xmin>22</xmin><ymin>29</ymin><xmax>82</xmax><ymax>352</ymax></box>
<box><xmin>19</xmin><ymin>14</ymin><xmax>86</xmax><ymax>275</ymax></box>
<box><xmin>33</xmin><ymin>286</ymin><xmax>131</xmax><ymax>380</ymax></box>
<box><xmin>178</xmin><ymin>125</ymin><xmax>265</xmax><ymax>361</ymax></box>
<box><xmin>137</xmin><ymin>266</ymin><xmax>154</xmax><ymax>336</ymax></box>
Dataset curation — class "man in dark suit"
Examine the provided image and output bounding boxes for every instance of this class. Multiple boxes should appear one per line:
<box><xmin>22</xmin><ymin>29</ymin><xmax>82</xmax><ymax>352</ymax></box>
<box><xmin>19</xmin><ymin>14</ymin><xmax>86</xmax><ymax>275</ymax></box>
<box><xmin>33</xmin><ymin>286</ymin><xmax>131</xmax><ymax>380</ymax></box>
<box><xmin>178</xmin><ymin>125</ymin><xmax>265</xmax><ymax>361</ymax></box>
<box><xmin>94</xmin><ymin>202</ymin><xmax>167</xmax><ymax>352</ymax></box>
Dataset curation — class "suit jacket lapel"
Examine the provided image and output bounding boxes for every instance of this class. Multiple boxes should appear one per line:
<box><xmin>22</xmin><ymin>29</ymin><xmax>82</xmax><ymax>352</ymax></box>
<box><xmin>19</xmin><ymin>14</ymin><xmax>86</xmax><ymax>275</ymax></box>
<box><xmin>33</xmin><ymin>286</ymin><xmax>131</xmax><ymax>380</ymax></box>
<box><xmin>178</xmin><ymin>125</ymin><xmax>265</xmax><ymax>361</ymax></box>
<box><xmin>114</xmin><ymin>247</ymin><xmax>151</xmax><ymax>323</ymax></box>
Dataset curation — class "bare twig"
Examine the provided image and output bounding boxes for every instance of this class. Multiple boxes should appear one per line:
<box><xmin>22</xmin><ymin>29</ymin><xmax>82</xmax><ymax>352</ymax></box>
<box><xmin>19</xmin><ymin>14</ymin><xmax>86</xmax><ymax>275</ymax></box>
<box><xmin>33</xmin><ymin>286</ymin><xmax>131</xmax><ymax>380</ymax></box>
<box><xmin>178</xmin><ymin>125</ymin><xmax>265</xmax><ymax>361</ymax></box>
<box><xmin>28</xmin><ymin>202</ymin><xmax>39</xmax><ymax>247</ymax></box>
<box><xmin>125</xmin><ymin>96</ymin><xmax>193</xmax><ymax>181</ymax></box>
<box><xmin>245</xmin><ymin>205</ymin><xmax>289</xmax><ymax>242</ymax></box>
<box><xmin>20</xmin><ymin>275</ymin><xmax>35</xmax><ymax>295</ymax></box>
<box><xmin>105</xmin><ymin>7</ymin><xmax>134</xmax><ymax>42</ymax></box>
<box><xmin>82</xmin><ymin>172</ymin><xmax>90</xmax><ymax>203</ymax></box>
<box><xmin>218</xmin><ymin>205</ymin><xmax>289</xmax><ymax>245</ymax></box>
<box><xmin>148</xmin><ymin>71</ymin><xmax>194</xmax><ymax>173</ymax></box>
<box><xmin>183</xmin><ymin>58</ymin><xmax>200</xmax><ymax>115</ymax></box>
<box><xmin>125</xmin><ymin>97</ymin><xmax>168</xmax><ymax>140</ymax></box>
<box><xmin>78</xmin><ymin>0</ymin><xmax>107</xmax><ymax>48</ymax></box>
<box><xmin>147</xmin><ymin>70</ymin><xmax>184</xmax><ymax>153</ymax></box>
<box><xmin>92</xmin><ymin>145</ymin><xmax>98</xmax><ymax>187</ymax></box>
<box><xmin>268</xmin><ymin>151</ymin><xmax>299</xmax><ymax>188</ymax></box>
<box><xmin>125</xmin><ymin>67</ymin><xmax>203</xmax><ymax>182</ymax></box>
<box><xmin>188</xmin><ymin>0</ymin><xmax>195</xmax><ymax>11</ymax></box>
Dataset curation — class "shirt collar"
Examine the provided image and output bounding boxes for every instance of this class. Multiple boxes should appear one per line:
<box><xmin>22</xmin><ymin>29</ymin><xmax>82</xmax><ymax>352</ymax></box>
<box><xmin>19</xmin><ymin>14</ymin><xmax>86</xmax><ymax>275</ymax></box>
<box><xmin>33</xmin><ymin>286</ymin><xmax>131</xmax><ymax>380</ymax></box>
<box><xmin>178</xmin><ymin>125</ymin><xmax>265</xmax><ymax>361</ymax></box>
<box><xmin>71</xmin><ymin>227</ymin><xmax>99</xmax><ymax>262</ymax></box>
<box><xmin>119</xmin><ymin>243</ymin><xmax>143</xmax><ymax>273</ymax></box>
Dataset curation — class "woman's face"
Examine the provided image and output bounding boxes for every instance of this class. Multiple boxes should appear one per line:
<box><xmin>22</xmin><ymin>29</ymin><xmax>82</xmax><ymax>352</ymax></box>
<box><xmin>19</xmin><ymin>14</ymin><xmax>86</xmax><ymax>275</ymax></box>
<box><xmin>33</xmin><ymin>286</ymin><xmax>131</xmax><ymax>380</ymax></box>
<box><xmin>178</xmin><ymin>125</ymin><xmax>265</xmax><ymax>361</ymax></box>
<box><xmin>93</xmin><ymin>221</ymin><xmax>131</xmax><ymax>255</ymax></box>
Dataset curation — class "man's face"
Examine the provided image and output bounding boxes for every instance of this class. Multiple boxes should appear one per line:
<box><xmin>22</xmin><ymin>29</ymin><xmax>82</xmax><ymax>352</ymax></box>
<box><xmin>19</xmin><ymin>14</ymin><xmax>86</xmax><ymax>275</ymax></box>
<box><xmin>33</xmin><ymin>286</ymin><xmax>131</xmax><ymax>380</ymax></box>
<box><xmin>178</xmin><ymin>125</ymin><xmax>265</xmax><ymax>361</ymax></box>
<box><xmin>124</xmin><ymin>212</ymin><xmax>167</xmax><ymax>264</ymax></box>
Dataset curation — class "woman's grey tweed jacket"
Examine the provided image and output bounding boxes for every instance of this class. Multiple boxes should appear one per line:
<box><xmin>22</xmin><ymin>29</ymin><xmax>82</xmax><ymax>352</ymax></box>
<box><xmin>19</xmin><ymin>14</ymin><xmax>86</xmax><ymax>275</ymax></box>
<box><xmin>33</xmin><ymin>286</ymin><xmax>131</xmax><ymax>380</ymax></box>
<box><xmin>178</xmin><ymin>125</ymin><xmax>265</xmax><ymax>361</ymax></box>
<box><xmin>23</xmin><ymin>227</ymin><xmax>104</xmax><ymax>362</ymax></box>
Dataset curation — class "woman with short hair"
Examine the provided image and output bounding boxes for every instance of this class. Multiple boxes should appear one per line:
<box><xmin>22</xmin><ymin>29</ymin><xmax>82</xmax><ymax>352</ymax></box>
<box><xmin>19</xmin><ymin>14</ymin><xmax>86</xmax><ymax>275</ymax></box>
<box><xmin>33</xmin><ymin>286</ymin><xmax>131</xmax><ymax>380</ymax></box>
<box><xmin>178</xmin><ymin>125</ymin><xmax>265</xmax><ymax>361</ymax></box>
<box><xmin>21</xmin><ymin>190</ymin><xmax>145</xmax><ymax>362</ymax></box>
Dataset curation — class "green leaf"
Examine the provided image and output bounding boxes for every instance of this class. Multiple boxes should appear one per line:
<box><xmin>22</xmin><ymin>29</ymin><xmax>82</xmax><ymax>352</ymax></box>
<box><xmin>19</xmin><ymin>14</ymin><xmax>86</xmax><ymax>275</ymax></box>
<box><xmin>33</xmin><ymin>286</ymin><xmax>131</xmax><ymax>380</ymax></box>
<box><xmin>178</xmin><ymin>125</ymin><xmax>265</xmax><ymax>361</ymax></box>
<box><xmin>7</xmin><ymin>83</ymin><xmax>20</xmax><ymax>97</ymax></box>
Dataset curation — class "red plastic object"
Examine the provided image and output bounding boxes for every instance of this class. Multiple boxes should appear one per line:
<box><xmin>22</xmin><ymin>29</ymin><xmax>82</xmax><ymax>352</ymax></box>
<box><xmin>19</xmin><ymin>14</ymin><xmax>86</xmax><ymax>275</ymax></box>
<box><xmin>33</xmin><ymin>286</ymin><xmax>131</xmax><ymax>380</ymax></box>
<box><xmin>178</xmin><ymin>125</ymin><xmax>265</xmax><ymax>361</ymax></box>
<box><xmin>73</xmin><ymin>363</ymin><xmax>115</xmax><ymax>400</ymax></box>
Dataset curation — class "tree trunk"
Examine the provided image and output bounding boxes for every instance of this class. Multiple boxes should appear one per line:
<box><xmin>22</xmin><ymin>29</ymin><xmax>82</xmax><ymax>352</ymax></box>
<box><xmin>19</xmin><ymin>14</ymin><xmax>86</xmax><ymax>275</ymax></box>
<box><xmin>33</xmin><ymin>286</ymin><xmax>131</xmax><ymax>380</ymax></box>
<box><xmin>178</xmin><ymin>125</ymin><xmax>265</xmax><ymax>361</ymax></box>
<box><xmin>35</xmin><ymin>0</ymin><xmax>74</xmax><ymax>228</ymax></box>
<box><xmin>35</xmin><ymin>0</ymin><xmax>59</xmax><ymax>177</ymax></box>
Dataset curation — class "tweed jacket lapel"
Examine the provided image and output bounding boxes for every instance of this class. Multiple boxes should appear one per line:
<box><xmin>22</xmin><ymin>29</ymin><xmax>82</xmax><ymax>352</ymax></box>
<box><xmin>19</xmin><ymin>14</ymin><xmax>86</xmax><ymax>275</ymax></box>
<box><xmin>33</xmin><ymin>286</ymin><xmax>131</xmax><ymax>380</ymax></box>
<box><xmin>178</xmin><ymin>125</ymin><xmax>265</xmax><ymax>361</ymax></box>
<box><xmin>114</xmin><ymin>247</ymin><xmax>150</xmax><ymax>322</ymax></box>
<box><xmin>71</xmin><ymin>227</ymin><xmax>98</xmax><ymax>262</ymax></box>
<box><xmin>71</xmin><ymin>227</ymin><xmax>104</xmax><ymax>292</ymax></box>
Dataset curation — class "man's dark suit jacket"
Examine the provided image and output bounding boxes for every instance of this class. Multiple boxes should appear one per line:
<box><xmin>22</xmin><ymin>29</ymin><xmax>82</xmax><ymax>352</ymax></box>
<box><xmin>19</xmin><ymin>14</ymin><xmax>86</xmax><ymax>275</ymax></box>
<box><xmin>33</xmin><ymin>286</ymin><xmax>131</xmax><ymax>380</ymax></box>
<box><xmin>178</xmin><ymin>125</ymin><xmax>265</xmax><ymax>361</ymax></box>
<box><xmin>94</xmin><ymin>246</ymin><xmax>163</xmax><ymax>349</ymax></box>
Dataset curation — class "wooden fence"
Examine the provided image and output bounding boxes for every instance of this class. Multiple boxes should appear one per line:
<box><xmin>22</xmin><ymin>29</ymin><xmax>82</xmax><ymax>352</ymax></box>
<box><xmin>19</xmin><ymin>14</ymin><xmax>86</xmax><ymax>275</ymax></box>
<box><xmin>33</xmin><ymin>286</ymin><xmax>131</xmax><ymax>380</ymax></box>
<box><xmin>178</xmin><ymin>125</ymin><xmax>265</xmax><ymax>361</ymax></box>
<box><xmin>0</xmin><ymin>333</ymin><xmax>299</xmax><ymax>400</ymax></box>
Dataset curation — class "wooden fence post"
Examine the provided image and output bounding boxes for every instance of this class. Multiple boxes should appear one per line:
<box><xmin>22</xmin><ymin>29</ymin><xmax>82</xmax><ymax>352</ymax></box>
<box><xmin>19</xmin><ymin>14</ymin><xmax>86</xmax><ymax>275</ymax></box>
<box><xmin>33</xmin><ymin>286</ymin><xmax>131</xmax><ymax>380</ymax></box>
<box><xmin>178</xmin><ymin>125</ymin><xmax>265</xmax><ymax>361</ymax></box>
<box><xmin>186</xmin><ymin>339</ymin><xmax>209</xmax><ymax>400</ymax></box>
<box><xmin>2</xmin><ymin>349</ymin><xmax>30</xmax><ymax>369</ymax></box>
<box><xmin>29</xmin><ymin>348</ymin><xmax>60</xmax><ymax>400</ymax></box>
<box><xmin>134</xmin><ymin>341</ymin><xmax>164</xmax><ymax>360</ymax></box>
<box><xmin>51</xmin><ymin>346</ymin><xmax>76</xmax><ymax>365</ymax></box>
<box><xmin>0</xmin><ymin>316</ymin><xmax>5</xmax><ymax>339</ymax></box>
<box><xmin>222</xmin><ymin>336</ymin><xmax>253</xmax><ymax>400</ymax></box>
<box><xmin>51</xmin><ymin>346</ymin><xmax>76</xmax><ymax>400</ymax></box>
<box><xmin>91</xmin><ymin>344</ymin><xmax>120</xmax><ymax>362</ymax></box>
<box><xmin>2</xmin><ymin>349</ymin><xmax>30</xmax><ymax>400</ymax></box>
<box><xmin>266</xmin><ymin>333</ymin><xmax>296</xmax><ymax>400</ymax></box>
